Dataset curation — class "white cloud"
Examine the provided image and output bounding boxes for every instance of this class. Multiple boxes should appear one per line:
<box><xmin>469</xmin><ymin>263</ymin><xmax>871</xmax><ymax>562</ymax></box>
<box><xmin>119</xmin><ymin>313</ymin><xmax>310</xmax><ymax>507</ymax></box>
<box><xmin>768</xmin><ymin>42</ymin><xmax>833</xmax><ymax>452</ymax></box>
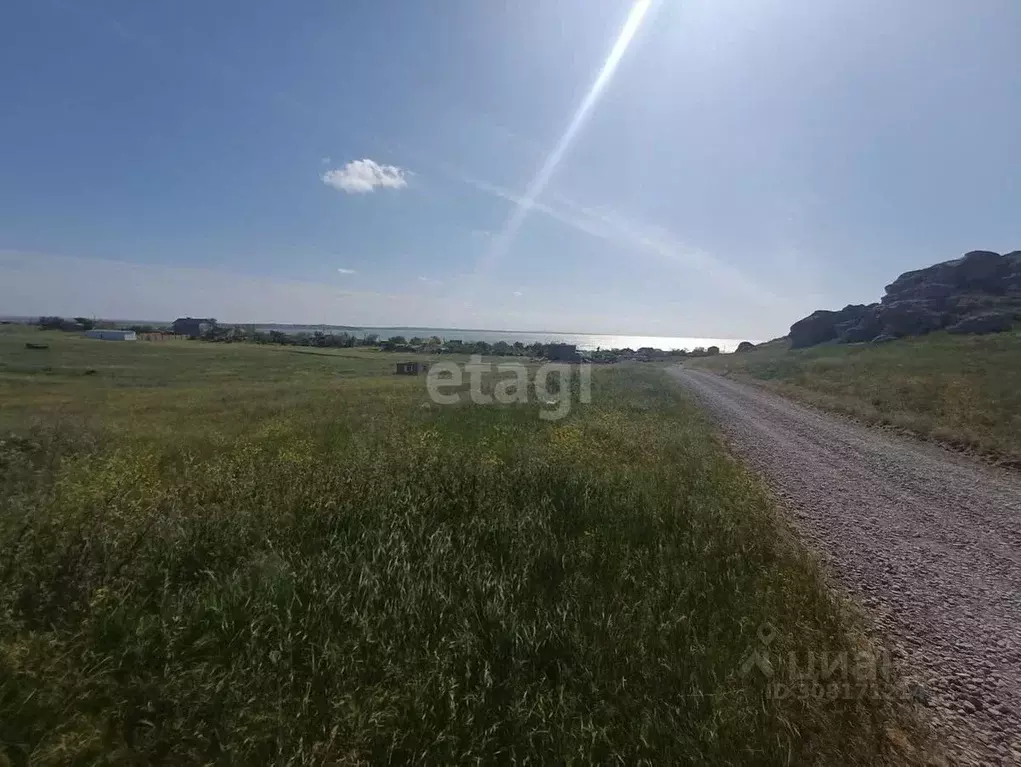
<box><xmin>336</xmin><ymin>267</ymin><xmax>356</xmax><ymax>275</ymax></box>
<box><xmin>512</xmin><ymin>290</ymin><xmax>523</xmax><ymax>297</ymax></box>
<box><xmin>321</xmin><ymin>159</ymin><xmax>408</xmax><ymax>194</ymax></box>
<box><xmin>418</xmin><ymin>276</ymin><xmax>442</xmax><ymax>286</ymax></box>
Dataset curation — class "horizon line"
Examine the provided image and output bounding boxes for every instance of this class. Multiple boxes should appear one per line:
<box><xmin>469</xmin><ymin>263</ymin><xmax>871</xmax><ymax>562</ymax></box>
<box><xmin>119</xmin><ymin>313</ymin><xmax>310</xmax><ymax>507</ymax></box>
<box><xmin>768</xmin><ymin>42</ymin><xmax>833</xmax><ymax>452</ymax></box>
<box><xmin>2</xmin><ymin>315</ymin><xmax>751</xmax><ymax>342</ymax></box>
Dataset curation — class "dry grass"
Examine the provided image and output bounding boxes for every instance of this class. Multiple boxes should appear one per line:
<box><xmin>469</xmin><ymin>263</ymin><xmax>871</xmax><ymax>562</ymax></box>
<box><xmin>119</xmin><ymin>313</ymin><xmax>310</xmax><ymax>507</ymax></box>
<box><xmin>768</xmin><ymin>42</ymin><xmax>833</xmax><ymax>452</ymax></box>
<box><xmin>690</xmin><ymin>332</ymin><xmax>1021</xmax><ymax>465</ymax></box>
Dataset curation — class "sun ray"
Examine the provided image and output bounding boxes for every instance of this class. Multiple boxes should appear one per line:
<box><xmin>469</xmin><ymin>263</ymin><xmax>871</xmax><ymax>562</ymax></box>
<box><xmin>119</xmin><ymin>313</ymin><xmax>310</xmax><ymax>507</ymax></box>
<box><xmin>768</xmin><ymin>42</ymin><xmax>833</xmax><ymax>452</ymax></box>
<box><xmin>478</xmin><ymin>0</ymin><xmax>656</xmax><ymax>276</ymax></box>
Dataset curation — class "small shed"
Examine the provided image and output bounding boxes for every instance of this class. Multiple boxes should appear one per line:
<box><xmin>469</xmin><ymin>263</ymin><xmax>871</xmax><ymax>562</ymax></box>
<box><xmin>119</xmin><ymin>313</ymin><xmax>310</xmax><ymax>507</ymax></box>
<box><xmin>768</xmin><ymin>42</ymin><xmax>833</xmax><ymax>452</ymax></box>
<box><xmin>86</xmin><ymin>329</ymin><xmax>137</xmax><ymax>341</ymax></box>
<box><xmin>172</xmin><ymin>317</ymin><xmax>215</xmax><ymax>338</ymax></box>
<box><xmin>546</xmin><ymin>343</ymin><xmax>579</xmax><ymax>362</ymax></box>
<box><xmin>395</xmin><ymin>361</ymin><xmax>428</xmax><ymax>375</ymax></box>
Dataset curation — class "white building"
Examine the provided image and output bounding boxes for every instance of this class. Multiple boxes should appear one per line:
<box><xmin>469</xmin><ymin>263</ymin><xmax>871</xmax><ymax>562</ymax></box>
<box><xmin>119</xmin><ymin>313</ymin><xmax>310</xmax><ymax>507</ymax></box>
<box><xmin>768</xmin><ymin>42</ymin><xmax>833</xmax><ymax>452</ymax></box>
<box><xmin>86</xmin><ymin>329</ymin><xmax>137</xmax><ymax>341</ymax></box>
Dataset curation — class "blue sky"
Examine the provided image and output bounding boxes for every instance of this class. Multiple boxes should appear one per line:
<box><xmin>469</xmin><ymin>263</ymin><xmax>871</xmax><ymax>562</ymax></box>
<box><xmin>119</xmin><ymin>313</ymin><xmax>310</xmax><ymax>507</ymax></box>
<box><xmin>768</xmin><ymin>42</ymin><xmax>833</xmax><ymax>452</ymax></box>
<box><xmin>2</xmin><ymin>0</ymin><xmax>1019</xmax><ymax>338</ymax></box>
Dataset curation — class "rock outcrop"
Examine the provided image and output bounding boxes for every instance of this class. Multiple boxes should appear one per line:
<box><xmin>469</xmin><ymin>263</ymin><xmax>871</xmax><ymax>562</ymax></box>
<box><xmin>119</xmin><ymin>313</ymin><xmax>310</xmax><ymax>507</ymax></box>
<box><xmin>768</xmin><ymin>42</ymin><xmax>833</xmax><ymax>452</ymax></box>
<box><xmin>946</xmin><ymin>312</ymin><xmax>1015</xmax><ymax>335</ymax></box>
<box><xmin>790</xmin><ymin>304</ymin><xmax>875</xmax><ymax>348</ymax></box>
<box><xmin>788</xmin><ymin>250</ymin><xmax>1021</xmax><ymax>347</ymax></box>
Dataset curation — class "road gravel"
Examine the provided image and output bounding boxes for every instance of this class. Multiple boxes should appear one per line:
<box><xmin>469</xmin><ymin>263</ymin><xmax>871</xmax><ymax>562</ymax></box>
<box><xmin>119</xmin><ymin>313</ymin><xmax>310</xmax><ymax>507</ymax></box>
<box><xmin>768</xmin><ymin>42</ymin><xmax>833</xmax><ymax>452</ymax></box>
<box><xmin>668</xmin><ymin>367</ymin><xmax>1021</xmax><ymax>765</ymax></box>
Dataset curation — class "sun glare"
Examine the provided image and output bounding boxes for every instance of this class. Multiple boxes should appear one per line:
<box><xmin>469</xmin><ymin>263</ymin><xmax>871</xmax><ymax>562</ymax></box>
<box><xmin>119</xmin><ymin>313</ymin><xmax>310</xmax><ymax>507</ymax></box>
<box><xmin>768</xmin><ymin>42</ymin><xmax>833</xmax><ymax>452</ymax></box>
<box><xmin>479</xmin><ymin>0</ymin><xmax>656</xmax><ymax>274</ymax></box>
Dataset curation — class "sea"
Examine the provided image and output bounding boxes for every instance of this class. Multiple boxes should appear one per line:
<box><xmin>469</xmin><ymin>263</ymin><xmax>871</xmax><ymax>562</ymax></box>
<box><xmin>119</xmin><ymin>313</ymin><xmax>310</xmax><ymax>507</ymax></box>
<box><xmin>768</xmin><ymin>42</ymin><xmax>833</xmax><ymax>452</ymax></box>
<box><xmin>0</xmin><ymin>316</ymin><xmax>749</xmax><ymax>352</ymax></box>
<box><xmin>255</xmin><ymin>326</ymin><xmax>748</xmax><ymax>353</ymax></box>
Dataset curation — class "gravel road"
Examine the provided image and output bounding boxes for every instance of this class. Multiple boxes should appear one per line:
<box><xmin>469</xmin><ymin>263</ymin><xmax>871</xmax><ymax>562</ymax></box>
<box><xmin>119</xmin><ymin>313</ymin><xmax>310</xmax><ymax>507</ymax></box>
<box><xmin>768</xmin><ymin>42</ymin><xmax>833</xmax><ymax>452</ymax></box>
<box><xmin>668</xmin><ymin>367</ymin><xmax>1021</xmax><ymax>765</ymax></box>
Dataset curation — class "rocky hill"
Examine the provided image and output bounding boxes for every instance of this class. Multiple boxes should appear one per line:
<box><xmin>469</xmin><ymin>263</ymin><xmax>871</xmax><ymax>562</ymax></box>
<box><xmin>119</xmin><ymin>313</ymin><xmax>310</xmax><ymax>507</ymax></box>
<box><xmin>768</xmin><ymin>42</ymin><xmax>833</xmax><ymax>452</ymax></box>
<box><xmin>789</xmin><ymin>249</ymin><xmax>1021</xmax><ymax>348</ymax></box>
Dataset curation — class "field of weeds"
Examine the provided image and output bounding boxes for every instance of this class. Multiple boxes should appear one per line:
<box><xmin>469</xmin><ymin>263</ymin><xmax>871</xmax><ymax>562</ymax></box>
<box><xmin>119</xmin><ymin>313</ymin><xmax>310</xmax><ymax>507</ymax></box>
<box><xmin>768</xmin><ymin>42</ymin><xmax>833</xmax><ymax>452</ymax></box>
<box><xmin>0</xmin><ymin>327</ymin><xmax>930</xmax><ymax>764</ymax></box>
<box><xmin>689</xmin><ymin>332</ymin><xmax>1021</xmax><ymax>465</ymax></box>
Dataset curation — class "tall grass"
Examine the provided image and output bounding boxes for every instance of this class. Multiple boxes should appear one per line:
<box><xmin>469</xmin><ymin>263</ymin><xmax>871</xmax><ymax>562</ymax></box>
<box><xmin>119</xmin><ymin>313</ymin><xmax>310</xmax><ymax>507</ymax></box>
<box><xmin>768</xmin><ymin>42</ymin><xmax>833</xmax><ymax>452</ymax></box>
<box><xmin>0</xmin><ymin>329</ymin><xmax>930</xmax><ymax>764</ymax></box>
<box><xmin>691</xmin><ymin>332</ymin><xmax>1021</xmax><ymax>464</ymax></box>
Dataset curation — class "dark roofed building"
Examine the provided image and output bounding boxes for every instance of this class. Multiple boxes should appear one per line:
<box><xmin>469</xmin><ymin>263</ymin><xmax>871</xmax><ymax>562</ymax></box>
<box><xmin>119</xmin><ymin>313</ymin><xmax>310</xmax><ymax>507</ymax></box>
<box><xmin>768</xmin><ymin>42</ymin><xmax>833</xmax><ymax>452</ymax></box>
<box><xmin>545</xmin><ymin>343</ymin><xmax>580</xmax><ymax>362</ymax></box>
<box><xmin>172</xmin><ymin>317</ymin><xmax>215</xmax><ymax>338</ymax></box>
<box><xmin>396</xmin><ymin>361</ymin><xmax>428</xmax><ymax>375</ymax></box>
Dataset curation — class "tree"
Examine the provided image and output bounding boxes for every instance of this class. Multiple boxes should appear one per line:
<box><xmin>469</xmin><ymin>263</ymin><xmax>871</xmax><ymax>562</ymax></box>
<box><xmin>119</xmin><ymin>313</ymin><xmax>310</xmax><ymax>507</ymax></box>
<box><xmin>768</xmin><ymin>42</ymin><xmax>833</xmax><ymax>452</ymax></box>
<box><xmin>388</xmin><ymin>335</ymin><xmax>407</xmax><ymax>345</ymax></box>
<box><xmin>74</xmin><ymin>317</ymin><xmax>96</xmax><ymax>331</ymax></box>
<box><xmin>707</xmin><ymin>346</ymin><xmax>720</xmax><ymax>356</ymax></box>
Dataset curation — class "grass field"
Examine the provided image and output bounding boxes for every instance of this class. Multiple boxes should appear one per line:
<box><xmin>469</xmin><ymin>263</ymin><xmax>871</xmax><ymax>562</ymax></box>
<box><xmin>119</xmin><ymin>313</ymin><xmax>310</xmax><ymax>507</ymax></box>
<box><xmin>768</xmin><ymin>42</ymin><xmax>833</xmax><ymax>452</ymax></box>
<box><xmin>688</xmin><ymin>331</ymin><xmax>1021</xmax><ymax>465</ymax></box>
<box><xmin>0</xmin><ymin>327</ymin><xmax>931</xmax><ymax>764</ymax></box>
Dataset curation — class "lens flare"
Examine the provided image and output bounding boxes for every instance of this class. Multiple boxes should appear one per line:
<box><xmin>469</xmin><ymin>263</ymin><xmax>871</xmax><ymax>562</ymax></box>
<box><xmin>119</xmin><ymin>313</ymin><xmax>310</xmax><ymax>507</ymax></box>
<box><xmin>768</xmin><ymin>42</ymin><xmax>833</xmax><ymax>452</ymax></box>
<box><xmin>480</xmin><ymin>0</ymin><xmax>655</xmax><ymax>275</ymax></box>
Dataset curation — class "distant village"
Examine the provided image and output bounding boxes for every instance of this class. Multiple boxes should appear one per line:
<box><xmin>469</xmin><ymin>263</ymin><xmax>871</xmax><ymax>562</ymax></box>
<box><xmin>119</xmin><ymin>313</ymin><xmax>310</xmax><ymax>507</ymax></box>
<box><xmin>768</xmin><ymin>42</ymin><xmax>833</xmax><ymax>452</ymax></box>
<box><xmin>25</xmin><ymin>315</ymin><xmax>727</xmax><ymax>362</ymax></box>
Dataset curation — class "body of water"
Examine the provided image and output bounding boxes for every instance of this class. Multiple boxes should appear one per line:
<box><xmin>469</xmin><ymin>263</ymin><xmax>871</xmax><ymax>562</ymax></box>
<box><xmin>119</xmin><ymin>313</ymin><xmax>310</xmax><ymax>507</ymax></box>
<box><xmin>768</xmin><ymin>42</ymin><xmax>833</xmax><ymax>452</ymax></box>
<box><xmin>2</xmin><ymin>316</ymin><xmax>749</xmax><ymax>352</ymax></box>
<box><xmin>256</xmin><ymin>326</ymin><xmax>747</xmax><ymax>352</ymax></box>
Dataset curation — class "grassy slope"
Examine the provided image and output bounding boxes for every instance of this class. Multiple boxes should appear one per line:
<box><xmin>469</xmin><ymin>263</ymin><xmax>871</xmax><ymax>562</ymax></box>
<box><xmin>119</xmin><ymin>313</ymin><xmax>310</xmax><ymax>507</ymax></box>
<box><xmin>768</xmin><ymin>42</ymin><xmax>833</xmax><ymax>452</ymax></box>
<box><xmin>689</xmin><ymin>331</ymin><xmax>1021</xmax><ymax>464</ymax></box>
<box><xmin>0</xmin><ymin>328</ymin><xmax>930</xmax><ymax>764</ymax></box>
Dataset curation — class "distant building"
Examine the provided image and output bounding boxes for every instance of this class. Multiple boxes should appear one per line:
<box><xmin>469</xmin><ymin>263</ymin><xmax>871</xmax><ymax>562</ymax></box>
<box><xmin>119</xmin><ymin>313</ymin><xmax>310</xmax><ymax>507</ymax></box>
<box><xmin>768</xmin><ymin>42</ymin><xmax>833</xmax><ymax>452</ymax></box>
<box><xmin>86</xmin><ymin>329</ymin><xmax>137</xmax><ymax>341</ymax></box>
<box><xmin>395</xmin><ymin>361</ymin><xmax>428</xmax><ymax>375</ymax></box>
<box><xmin>172</xmin><ymin>317</ymin><xmax>215</xmax><ymax>338</ymax></box>
<box><xmin>546</xmin><ymin>343</ymin><xmax>579</xmax><ymax>362</ymax></box>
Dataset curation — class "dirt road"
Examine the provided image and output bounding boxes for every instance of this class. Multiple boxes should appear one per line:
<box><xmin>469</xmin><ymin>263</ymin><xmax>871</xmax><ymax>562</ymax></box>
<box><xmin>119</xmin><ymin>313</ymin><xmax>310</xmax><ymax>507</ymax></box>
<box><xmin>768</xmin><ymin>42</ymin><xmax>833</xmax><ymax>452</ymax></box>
<box><xmin>669</xmin><ymin>367</ymin><xmax>1021</xmax><ymax>765</ymax></box>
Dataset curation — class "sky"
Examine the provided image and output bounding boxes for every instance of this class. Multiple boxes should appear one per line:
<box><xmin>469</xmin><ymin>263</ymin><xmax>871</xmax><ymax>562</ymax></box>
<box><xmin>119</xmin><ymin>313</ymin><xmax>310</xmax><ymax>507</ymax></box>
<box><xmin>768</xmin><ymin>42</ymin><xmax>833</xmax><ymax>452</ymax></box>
<box><xmin>2</xmin><ymin>0</ymin><xmax>1020</xmax><ymax>339</ymax></box>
